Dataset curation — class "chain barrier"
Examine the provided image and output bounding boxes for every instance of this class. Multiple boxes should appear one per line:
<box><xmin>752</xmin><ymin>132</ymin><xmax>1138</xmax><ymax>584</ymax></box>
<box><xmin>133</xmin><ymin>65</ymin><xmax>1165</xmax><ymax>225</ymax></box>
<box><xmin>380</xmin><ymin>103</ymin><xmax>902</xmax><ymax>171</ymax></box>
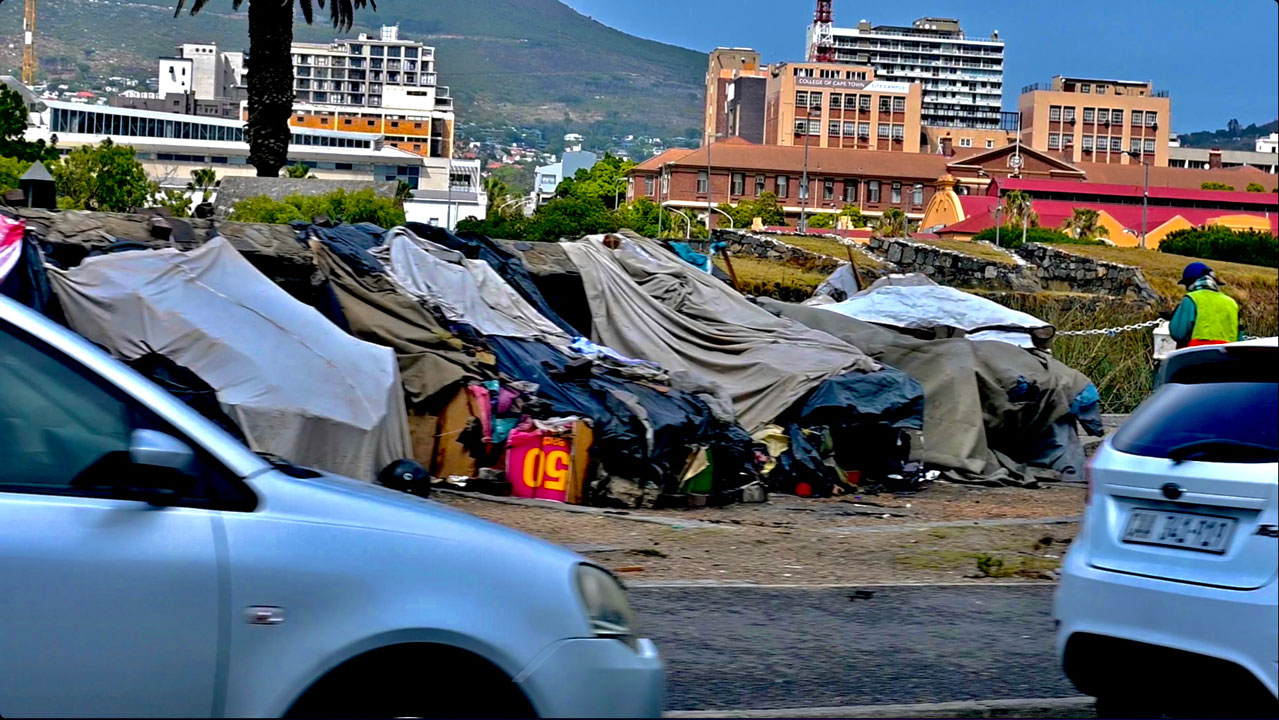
<box><xmin>1056</xmin><ymin>318</ymin><xmax>1163</xmax><ymax>338</ymax></box>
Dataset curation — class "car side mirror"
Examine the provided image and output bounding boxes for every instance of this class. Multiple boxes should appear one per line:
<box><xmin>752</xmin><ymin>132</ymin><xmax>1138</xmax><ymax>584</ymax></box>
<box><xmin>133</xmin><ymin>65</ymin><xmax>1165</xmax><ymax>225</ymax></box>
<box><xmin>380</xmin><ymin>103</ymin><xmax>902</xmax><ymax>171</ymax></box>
<box><xmin>125</xmin><ymin>429</ymin><xmax>198</xmax><ymax>505</ymax></box>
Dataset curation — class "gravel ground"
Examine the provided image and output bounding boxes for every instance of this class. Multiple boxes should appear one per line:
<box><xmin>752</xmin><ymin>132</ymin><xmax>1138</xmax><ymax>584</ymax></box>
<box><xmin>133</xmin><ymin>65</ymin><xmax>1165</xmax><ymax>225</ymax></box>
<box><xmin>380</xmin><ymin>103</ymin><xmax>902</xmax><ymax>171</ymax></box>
<box><xmin>435</xmin><ymin>482</ymin><xmax>1084</xmax><ymax>585</ymax></box>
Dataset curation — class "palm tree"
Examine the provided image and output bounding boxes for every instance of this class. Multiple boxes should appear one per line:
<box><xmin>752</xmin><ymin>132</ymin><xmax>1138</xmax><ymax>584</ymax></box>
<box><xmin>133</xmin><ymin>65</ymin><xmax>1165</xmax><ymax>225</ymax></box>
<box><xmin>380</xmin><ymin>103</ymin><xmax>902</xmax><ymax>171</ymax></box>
<box><xmin>1001</xmin><ymin>190</ymin><xmax>1038</xmax><ymax>229</ymax></box>
<box><xmin>173</xmin><ymin>0</ymin><xmax>375</xmax><ymax>177</ymax></box>
<box><xmin>187</xmin><ymin>167</ymin><xmax>219</xmax><ymax>203</ymax></box>
<box><xmin>484</xmin><ymin>176</ymin><xmax>512</xmax><ymax>216</ymax></box>
<box><xmin>872</xmin><ymin>207</ymin><xmax>910</xmax><ymax>238</ymax></box>
<box><xmin>1059</xmin><ymin>208</ymin><xmax>1110</xmax><ymax>242</ymax></box>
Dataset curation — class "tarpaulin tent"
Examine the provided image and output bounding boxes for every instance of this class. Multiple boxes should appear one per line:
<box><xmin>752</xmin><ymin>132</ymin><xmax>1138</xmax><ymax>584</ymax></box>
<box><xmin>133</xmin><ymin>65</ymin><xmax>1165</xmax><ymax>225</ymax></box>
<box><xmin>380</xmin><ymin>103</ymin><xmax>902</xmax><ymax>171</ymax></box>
<box><xmin>49</xmin><ymin>237</ymin><xmax>411</xmax><ymax>481</ymax></box>
<box><xmin>310</xmin><ymin>233</ymin><xmax>491</xmax><ymax>411</ymax></box>
<box><xmin>817</xmin><ymin>275</ymin><xmax>1052</xmax><ymax>348</ymax></box>
<box><xmin>760</xmin><ymin>297</ymin><xmax>1101</xmax><ymax>485</ymax></box>
<box><xmin>559</xmin><ymin>231</ymin><xmax>882</xmax><ymax>430</ymax></box>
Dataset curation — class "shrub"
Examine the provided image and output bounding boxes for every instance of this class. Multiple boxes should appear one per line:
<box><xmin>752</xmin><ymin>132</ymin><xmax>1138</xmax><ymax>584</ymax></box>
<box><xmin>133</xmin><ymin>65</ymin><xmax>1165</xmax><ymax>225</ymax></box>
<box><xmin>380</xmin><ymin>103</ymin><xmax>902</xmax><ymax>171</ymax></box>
<box><xmin>970</xmin><ymin>225</ymin><xmax>1100</xmax><ymax>249</ymax></box>
<box><xmin>1245</xmin><ymin>182</ymin><xmax>1266</xmax><ymax>193</ymax></box>
<box><xmin>805</xmin><ymin>212</ymin><xmax>836</xmax><ymax>229</ymax></box>
<box><xmin>1158</xmin><ymin>226</ymin><xmax>1278</xmax><ymax>268</ymax></box>
<box><xmin>230</xmin><ymin>188</ymin><xmax>406</xmax><ymax>227</ymax></box>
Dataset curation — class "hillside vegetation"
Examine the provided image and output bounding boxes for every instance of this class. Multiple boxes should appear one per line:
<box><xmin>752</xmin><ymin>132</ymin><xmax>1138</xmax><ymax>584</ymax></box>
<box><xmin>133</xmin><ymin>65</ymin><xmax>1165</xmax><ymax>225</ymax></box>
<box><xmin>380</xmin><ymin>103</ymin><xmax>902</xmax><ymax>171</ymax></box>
<box><xmin>0</xmin><ymin>0</ymin><xmax>704</xmax><ymax>139</ymax></box>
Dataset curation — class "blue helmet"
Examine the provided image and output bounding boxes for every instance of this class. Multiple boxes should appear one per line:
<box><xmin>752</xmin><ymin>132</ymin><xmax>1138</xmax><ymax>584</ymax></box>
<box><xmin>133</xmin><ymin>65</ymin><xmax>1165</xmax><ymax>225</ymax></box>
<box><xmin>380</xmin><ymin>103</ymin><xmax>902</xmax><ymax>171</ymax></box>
<box><xmin>1179</xmin><ymin>261</ymin><xmax>1213</xmax><ymax>286</ymax></box>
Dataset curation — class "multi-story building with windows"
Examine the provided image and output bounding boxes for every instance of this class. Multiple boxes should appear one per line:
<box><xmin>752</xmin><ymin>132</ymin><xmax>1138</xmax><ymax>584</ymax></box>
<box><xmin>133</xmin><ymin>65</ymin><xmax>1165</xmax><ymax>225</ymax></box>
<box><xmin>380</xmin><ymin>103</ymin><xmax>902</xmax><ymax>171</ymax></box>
<box><xmin>808</xmin><ymin>17</ymin><xmax>1006</xmax><ymax>131</ymax></box>
<box><xmin>763</xmin><ymin>61</ymin><xmax>922</xmax><ymax>152</ymax></box>
<box><xmin>705</xmin><ymin>48</ymin><xmax>767</xmax><ymax>142</ymax></box>
<box><xmin>288</xmin><ymin>25</ymin><xmax>454</xmax><ymax>159</ymax></box>
<box><xmin>1019</xmin><ymin>75</ymin><xmax>1171</xmax><ymax>167</ymax></box>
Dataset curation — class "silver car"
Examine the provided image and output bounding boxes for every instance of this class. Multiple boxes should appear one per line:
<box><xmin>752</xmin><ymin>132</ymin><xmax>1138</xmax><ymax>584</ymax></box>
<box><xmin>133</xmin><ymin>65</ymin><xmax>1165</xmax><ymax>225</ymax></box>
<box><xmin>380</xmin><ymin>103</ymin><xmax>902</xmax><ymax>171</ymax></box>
<box><xmin>0</xmin><ymin>295</ymin><xmax>664</xmax><ymax>718</ymax></box>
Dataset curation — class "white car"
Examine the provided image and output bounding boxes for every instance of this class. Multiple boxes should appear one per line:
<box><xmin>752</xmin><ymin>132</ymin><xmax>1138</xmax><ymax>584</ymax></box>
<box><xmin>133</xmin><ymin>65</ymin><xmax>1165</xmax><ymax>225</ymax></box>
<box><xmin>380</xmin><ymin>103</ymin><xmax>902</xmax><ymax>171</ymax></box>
<box><xmin>1054</xmin><ymin>338</ymin><xmax>1278</xmax><ymax>718</ymax></box>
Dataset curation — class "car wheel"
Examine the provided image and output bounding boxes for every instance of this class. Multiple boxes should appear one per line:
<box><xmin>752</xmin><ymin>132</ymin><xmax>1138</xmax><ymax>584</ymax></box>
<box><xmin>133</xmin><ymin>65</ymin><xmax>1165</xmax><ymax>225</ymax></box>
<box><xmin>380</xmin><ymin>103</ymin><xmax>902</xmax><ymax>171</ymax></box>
<box><xmin>1094</xmin><ymin>695</ymin><xmax>1162</xmax><ymax>719</ymax></box>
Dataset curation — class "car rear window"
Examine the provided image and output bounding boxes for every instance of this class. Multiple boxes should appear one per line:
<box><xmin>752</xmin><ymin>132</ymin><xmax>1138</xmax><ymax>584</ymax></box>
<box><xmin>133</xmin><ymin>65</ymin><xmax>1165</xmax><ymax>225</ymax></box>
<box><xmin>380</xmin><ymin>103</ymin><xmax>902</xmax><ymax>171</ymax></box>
<box><xmin>1112</xmin><ymin>382</ymin><xmax>1278</xmax><ymax>463</ymax></box>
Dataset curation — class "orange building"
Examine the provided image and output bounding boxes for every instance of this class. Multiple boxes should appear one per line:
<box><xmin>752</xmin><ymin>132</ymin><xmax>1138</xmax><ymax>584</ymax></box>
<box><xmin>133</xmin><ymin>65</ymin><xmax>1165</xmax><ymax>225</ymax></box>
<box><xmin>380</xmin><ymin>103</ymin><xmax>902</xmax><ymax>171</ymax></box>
<box><xmin>1019</xmin><ymin>75</ymin><xmax>1171</xmax><ymax>168</ymax></box>
<box><xmin>705</xmin><ymin>48</ymin><xmax>767</xmax><ymax>142</ymax></box>
<box><xmin>764</xmin><ymin>61</ymin><xmax>922</xmax><ymax>153</ymax></box>
<box><xmin>287</xmin><ymin>105</ymin><xmax>452</xmax><ymax>158</ymax></box>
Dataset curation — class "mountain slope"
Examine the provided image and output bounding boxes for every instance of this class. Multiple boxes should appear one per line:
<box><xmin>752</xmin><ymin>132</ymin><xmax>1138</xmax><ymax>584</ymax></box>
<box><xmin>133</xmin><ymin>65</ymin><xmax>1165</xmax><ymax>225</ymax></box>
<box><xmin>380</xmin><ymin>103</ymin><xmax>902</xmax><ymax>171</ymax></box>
<box><xmin>0</xmin><ymin>0</ymin><xmax>705</xmax><ymax>138</ymax></box>
<box><xmin>1178</xmin><ymin>119</ymin><xmax>1278</xmax><ymax>151</ymax></box>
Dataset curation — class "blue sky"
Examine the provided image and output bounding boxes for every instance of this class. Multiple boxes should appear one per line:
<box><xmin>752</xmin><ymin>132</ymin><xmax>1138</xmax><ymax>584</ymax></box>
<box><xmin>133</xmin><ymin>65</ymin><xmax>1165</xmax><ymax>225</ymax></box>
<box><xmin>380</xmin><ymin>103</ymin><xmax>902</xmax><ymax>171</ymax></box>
<box><xmin>561</xmin><ymin>0</ymin><xmax>1278</xmax><ymax>133</ymax></box>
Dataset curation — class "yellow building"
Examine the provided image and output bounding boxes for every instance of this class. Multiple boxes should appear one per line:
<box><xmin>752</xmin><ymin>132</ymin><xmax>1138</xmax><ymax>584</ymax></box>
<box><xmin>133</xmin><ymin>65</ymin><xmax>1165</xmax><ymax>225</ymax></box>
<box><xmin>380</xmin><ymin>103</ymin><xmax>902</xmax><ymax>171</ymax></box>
<box><xmin>764</xmin><ymin>61</ymin><xmax>923</xmax><ymax>153</ymax></box>
<box><xmin>1019</xmin><ymin>75</ymin><xmax>1171</xmax><ymax>168</ymax></box>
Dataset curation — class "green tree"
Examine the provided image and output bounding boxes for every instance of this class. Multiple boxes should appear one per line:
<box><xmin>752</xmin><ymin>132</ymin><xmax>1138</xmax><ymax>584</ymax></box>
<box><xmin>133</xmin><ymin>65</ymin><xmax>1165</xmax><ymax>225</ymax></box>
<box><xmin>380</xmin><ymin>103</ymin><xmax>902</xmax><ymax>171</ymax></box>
<box><xmin>1245</xmin><ymin>182</ymin><xmax>1266</xmax><ymax>193</ymax></box>
<box><xmin>483</xmin><ymin>175</ymin><xmax>513</xmax><ymax>216</ymax></box>
<box><xmin>53</xmin><ymin>139</ymin><xmax>155</xmax><ymax>212</ymax></box>
<box><xmin>971</xmin><ymin>225</ymin><xmax>1087</xmax><ymax>248</ymax></box>
<box><xmin>0</xmin><ymin>86</ymin><xmax>59</xmax><ymax>164</ymax></box>
<box><xmin>1001</xmin><ymin>190</ymin><xmax>1038</xmax><ymax>229</ymax></box>
<box><xmin>839</xmin><ymin>205</ymin><xmax>868</xmax><ymax>228</ymax></box>
<box><xmin>230</xmin><ymin>188</ymin><xmax>405</xmax><ymax>227</ymax></box>
<box><xmin>524</xmin><ymin>194</ymin><xmax>619</xmax><ymax>242</ymax></box>
<box><xmin>0</xmin><ymin>155</ymin><xmax>31</xmax><ymax>192</ymax></box>
<box><xmin>284</xmin><ymin>163</ymin><xmax>312</xmax><ymax>179</ymax></box>
<box><xmin>157</xmin><ymin>188</ymin><xmax>193</xmax><ymax>218</ymax></box>
<box><xmin>1200</xmin><ymin>181</ymin><xmax>1235</xmax><ymax>191</ymax></box>
<box><xmin>717</xmin><ymin>192</ymin><xmax>786</xmax><ymax>229</ymax></box>
<box><xmin>171</xmin><ymin>0</ymin><xmax>373</xmax><ymax>177</ymax></box>
<box><xmin>1059</xmin><ymin>208</ymin><xmax>1110</xmax><ymax>242</ymax></box>
<box><xmin>455</xmin><ymin>214</ymin><xmax>528</xmax><ymax>240</ymax></box>
<box><xmin>187</xmin><ymin>167</ymin><xmax>219</xmax><ymax>203</ymax></box>
<box><xmin>557</xmin><ymin>154</ymin><xmax>635</xmax><ymax>208</ymax></box>
<box><xmin>805</xmin><ymin>212</ymin><xmax>836</xmax><ymax>229</ymax></box>
<box><xmin>872</xmin><ymin>208</ymin><xmax>910</xmax><ymax>238</ymax></box>
<box><xmin>1159</xmin><ymin>226</ymin><xmax>1278</xmax><ymax>268</ymax></box>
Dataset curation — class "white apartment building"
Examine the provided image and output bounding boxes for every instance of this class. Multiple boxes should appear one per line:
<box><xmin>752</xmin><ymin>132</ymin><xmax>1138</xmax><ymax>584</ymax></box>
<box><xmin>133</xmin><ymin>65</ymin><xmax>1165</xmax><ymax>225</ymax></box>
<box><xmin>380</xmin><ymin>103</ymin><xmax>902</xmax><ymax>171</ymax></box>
<box><xmin>1258</xmin><ymin>132</ymin><xmax>1279</xmax><ymax>154</ymax></box>
<box><xmin>807</xmin><ymin>16</ymin><xmax>1006</xmax><ymax>130</ymax></box>
<box><xmin>162</xmin><ymin>44</ymin><xmax>245</xmax><ymax>101</ymax></box>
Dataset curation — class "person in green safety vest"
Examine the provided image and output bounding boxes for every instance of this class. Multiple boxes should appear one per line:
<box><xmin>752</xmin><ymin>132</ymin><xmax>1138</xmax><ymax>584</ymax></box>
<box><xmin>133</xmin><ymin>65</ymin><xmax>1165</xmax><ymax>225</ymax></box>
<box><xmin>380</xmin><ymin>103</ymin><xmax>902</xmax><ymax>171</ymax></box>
<box><xmin>1168</xmin><ymin>262</ymin><xmax>1241</xmax><ymax>349</ymax></box>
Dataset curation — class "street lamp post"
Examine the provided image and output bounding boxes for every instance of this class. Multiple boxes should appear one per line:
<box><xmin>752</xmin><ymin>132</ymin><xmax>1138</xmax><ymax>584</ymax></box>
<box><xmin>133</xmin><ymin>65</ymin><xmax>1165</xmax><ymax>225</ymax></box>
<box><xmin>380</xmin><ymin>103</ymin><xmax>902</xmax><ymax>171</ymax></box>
<box><xmin>664</xmin><ymin>204</ymin><xmax>693</xmax><ymax>239</ymax></box>
<box><xmin>800</xmin><ymin>105</ymin><xmax>821</xmax><ymax>233</ymax></box>
<box><xmin>977</xmin><ymin>169</ymin><xmax>1001</xmax><ymax>247</ymax></box>
<box><xmin>705</xmin><ymin>132</ymin><xmax>723</xmax><ymax>233</ymax></box>
<box><xmin>710</xmin><ymin>206</ymin><xmax>735</xmax><ymax>229</ymax></box>
<box><xmin>1123</xmin><ymin>150</ymin><xmax>1150</xmax><ymax>249</ymax></box>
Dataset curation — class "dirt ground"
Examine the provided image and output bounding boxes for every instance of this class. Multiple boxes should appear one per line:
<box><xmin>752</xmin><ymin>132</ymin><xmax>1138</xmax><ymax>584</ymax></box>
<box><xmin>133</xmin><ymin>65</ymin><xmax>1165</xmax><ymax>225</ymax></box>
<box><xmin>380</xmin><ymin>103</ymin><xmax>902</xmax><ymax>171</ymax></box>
<box><xmin>435</xmin><ymin>481</ymin><xmax>1087</xmax><ymax>585</ymax></box>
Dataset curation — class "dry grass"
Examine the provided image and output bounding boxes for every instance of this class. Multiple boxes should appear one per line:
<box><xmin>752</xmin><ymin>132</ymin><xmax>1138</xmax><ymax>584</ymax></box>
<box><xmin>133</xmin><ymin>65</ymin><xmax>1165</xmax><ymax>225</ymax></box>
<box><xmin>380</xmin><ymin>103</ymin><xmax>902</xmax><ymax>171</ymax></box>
<box><xmin>915</xmin><ymin>238</ymin><xmax>1019</xmax><ymax>265</ymax></box>
<box><xmin>715</xmin><ymin>255</ymin><xmax>828</xmax><ymax>301</ymax></box>
<box><xmin>769</xmin><ymin>234</ymin><xmax>888</xmax><ymax>270</ymax></box>
<box><xmin>1050</xmin><ymin>245</ymin><xmax>1278</xmax><ymax>337</ymax></box>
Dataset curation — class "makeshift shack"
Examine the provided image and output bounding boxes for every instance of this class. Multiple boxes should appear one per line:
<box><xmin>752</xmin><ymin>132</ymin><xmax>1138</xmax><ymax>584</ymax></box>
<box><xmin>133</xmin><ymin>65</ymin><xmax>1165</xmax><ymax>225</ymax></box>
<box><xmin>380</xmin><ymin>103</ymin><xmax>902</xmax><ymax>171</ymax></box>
<box><xmin>48</xmin><ymin>236</ymin><xmax>412</xmax><ymax>481</ymax></box>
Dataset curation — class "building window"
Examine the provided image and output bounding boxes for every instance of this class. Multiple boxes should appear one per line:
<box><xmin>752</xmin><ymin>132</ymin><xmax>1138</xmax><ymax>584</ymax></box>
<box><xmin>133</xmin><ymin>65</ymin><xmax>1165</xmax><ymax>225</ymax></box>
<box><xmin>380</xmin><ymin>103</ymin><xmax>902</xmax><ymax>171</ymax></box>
<box><xmin>777</xmin><ymin>175</ymin><xmax>789</xmax><ymax>198</ymax></box>
<box><xmin>858</xmin><ymin>122</ymin><xmax>870</xmax><ymax>138</ymax></box>
<box><xmin>1083</xmin><ymin>108</ymin><xmax>1095</xmax><ymax>123</ymax></box>
<box><xmin>809</xmin><ymin>120</ymin><xmax>821</xmax><ymax>135</ymax></box>
<box><xmin>1110</xmin><ymin>109</ymin><xmax>1123</xmax><ymax>124</ymax></box>
<box><xmin>859</xmin><ymin>95</ymin><xmax>871</xmax><ymax>111</ymax></box>
<box><xmin>843</xmin><ymin>122</ymin><xmax>857</xmax><ymax>135</ymax></box>
<box><xmin>1130</xmin><ymin>110</ymin><xmax>1143</xmax><ymax>125</ymax></box>
<box><xmin>1049</xmin><ymin>105</ymin><xmax>1061</xmax><ymax>122</ymax></box>
<box><xmin>985</xmin><ymin>139</ymin><xmax>995</xmax><ymax>148</ymax></box>
<box><xmin>661</xmin><ymin>173</ymin><xmax>669</xmax><ymax>195</ymax></box>
<box><xmin>1130</xmin><ymin>138</ymin><xmax>1141</xmax><ymax>152</ymax></box>
<box><xmin>645</xmin><ymin>177</ymin><xmax>655</xmax><ymax>195</ymax></box>
<box><xmin>1082</xmin><ymin>135</ymin><xmax>1094</xmax><ymax>151</ymax></box>
<box><xmin>958</xmin><ymin>137</ymin><xmax>973</xmax><ymax>147</ymax></box>
<box><xmin>829</xmin><ymin>120</ymin><xmax>842</xmax><ymax>136</ymax></box>
<box><xmin>1146</xmin><ymin>112</ymin><xmax>1157</xmax><ymax>127</ymax></box>
<box><xmin>823</xmin><ymin>179</ymin><xmax>835</xmax><ymax>200</ymax></box>
<box><xmin>1110</xmin><ymin>137</ymin><xmax>1122</xmax><ymax>151</ymax></box>
<box><xmin>794</xmin><ymin>119</ymin><xmax>808</xmax><ymax>135</ymax></box>
<box><xmin>1063</xmin><ymin>106</ymin><xmax>1076</xmax><ymax>122</ymax></box>
<box><xmin>697</xmin><ymin>170</ymin><xmax>708</xmax><ymax>194</ymax></box>
<box><xmin>843</xmin><ymin>180</ymin><xmax>858</xmax><ymax>203</ymax></box>
<box><xmin>879</xmin><ymin>97</ymin><xmax>891</xmax><ymax>113</ymax></box>
<box><xmin>1080</xmin><ymin>83</ymin><xmax>1091</xmax><ymax>94</ymax></box>
<box><xmin>912</xmin><ymin>183</ymin><xmax>924</xmax><ymax>206</ymax></box>
<box><xmin>808</xmin><ymin>92</ymin><xmax>823</xmax><ymax>108</ymax></box>
<box><xmin>731</xmin><ymin>172</ymin><xmax>745</xmax><ymax>196</ymax></box>
<box><xmin>755</xmin><ymin>174</ymin><xmax>766</xmax><ymax>195</ymax></box>
<box><xmin>892</xmin><ymin>96</ymin><xmax>905</xmax><ymax>112</ymax></box>
<box><xmin>1048</xmin><ymin>133</ymin><xmax>1061</xmax><ymax>149</ymax></box>
<box><xmin>795</xmin><ymin>91</ymin><xmax>809</xmax><ymax>107</ymax></box>
<box><xmin>878</xmin><ymin>123</ymin><xmax>890</xmax><ymax>138</ymax></box>
<box><xmin>845</xmin><ymin>93</ymin><xmax>857</xmax><ymax>108</ymax></box>
<box><xmin>891</xmin><ymin>182</ymin><xmax>902</xmax><ymax>204</ymax></box>
<box><xmin>891</xmin><ymin>124</ymin><xmax>904</xmax><ymax>139</ymax></box>
<box><xmin>1144</xmin><ymin>139</ymin><xmax>1155</xmax><ymax>153</ymax></box>
<box><xmin>867</xmin><ymin>180</ymin><xmax>881</xmax><ymax>203</ymax></box>
<box><xmin>830</xmin><ymin>94</ymin><xmax>842</xmax><ymax>109</ymax></box>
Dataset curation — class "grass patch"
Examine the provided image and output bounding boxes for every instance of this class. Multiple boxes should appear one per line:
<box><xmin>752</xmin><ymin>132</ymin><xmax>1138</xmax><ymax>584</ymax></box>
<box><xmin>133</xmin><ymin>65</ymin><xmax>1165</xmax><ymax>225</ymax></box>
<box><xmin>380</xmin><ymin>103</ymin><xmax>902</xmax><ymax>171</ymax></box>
<box><xmin>915</xmin><ymin>238</ymin><xmax>1018</xmax><ymax>266</ymax></box>
<box><xmin>715</xmin><ymin>255</ymin><xmax>828</xmax><ymax>301</ymax></box>
<box><xmin>775</xmin><ymin>235</ymin><xmax>887</xmax><ymax>270</ymax></box>
<box><xmin>1049</xmin><ymin>245</ymin><xmax>1278</xmax><ymax>337</ymax></box>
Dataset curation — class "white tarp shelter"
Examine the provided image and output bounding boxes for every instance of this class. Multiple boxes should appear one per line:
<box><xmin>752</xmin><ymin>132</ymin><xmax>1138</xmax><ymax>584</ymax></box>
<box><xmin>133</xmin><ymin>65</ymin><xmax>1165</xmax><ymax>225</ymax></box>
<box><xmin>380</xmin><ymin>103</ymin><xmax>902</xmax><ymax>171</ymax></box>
<box><xmin>48</xmin><ymin>237</ymin><xmax>411</xmax><ymax>481</ymax></box>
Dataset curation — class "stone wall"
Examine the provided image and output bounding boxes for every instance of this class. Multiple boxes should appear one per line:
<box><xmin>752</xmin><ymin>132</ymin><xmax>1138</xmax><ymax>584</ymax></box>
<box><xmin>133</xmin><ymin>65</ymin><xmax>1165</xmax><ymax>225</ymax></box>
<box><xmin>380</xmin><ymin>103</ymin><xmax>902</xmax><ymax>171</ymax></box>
<box><xmin>865</xmin><ymin>236</ymin><xmax>1042</xmax><ymax>292</ymax></box>
<box><xmin>1016</xmin><ymin>243</ymin><xmax>1161</xmax><ymax>303</ymax></box>
<box><xmin>711</xmin><ymin>230</ymin><xmax>844</xmax><ymax>274</ymax></box>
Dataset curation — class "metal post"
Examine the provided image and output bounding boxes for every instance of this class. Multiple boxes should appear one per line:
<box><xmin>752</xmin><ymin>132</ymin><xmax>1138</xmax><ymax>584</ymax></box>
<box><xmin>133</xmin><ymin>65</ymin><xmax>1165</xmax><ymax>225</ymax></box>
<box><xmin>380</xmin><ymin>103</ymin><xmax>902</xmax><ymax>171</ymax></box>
<box><xmin>445</xmin><ymin>157</ymin><xmax>454</xmax><ymax>231</ymax></box>
<box><xmin>706</xmin><ymin>134</ymin><xmax>714</xmax><ymax>233</ymax></box>
<box><xmin>800</xmin><ymin>117</ymin><xmax>810</xmax><ymax>232</ymax></box>
<box><xmin>995</xmin><ymin>202</ymin><xmax>1002</xmax><ymax>247</ymax></box>
<box><xmin>1141</xmin><ymin>160</ymin><xmax>1149</xmax><ymax>249</ymax></box>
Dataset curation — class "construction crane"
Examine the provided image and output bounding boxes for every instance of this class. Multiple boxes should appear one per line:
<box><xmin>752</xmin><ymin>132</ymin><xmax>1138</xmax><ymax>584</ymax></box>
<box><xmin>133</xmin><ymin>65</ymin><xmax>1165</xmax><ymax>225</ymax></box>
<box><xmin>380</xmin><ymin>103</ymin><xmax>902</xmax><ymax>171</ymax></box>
<box><xmin>810</xmin><ymin>0</ymin><xmax>834</xmax><ymax>63</ymax></box>
<box><xmin>22</xmin><ymin>0</ymin><xmax>36</xmax><ymax>85</ymax></box>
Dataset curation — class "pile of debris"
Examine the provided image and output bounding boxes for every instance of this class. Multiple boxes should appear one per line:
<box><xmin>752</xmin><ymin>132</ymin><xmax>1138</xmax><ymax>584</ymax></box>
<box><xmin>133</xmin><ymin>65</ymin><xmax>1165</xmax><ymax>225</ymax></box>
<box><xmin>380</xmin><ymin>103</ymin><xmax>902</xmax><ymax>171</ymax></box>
<box><xmin>3</xmin><ymin>209</ymin><xmax>1100</xmax><ymax>508</ymax></box>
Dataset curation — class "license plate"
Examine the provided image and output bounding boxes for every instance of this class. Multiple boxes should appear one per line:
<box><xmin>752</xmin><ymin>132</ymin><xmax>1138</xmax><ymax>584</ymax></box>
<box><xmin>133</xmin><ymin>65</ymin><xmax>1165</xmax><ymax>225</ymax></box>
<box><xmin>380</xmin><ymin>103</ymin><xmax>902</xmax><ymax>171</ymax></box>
<box><xmin>1122</xmin><ymin>509</ymin><xmax>1236</xmax><ymax>554</ymax></box>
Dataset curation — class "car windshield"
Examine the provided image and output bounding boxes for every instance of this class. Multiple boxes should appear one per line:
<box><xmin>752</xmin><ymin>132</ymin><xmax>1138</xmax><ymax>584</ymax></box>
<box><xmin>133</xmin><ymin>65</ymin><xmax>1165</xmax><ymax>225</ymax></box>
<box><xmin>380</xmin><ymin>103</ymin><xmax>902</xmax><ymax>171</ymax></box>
<box><xmin>1113</xmin><ymin>382</ymin><xmax>1279</xmax><ymax>464</ymax></box>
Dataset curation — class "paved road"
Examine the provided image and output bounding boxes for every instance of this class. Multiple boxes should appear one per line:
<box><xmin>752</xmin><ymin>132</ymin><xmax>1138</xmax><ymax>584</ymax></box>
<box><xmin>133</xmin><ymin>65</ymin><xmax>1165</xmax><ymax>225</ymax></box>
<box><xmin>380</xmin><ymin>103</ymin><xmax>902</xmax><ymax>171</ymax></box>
<box><xmin>631</xmin><ymin>585</ymin><xmax>1076</xmax><ymax>712</ymax></box>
